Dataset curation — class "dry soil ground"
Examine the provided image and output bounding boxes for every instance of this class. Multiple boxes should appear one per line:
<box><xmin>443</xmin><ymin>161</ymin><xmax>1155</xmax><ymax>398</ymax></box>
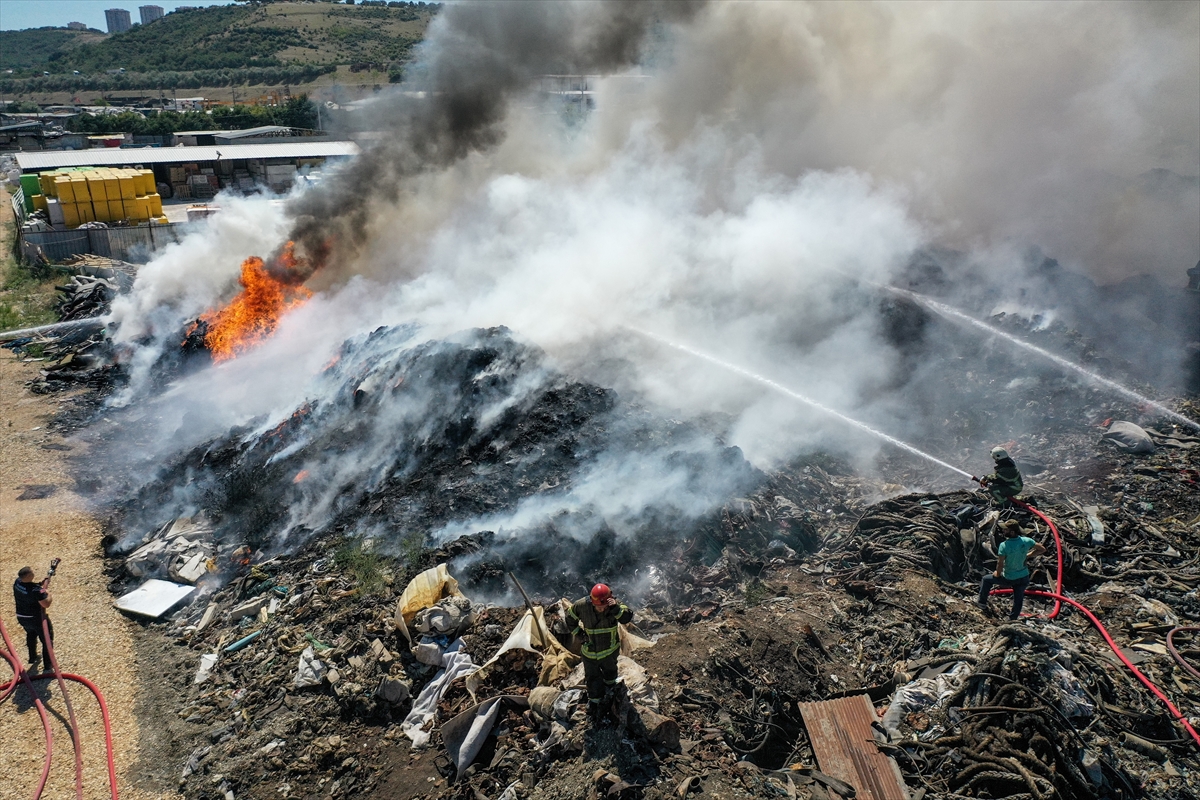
<box><xmin>0</xmin><ymin>187</ymin><xmax>173</xmax><ymax>799</ymax></box>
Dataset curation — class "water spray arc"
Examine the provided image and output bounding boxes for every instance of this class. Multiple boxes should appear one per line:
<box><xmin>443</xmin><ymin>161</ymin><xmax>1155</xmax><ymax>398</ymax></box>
<box><xmin>888</xmin><ymin>286</ymin><xmax>1200</xmax><ymax>431</ymax></box>
<box><xmin>627</xmin><ymin>327</ymin><xmax>974</xmax><ymax>481</ymax></box>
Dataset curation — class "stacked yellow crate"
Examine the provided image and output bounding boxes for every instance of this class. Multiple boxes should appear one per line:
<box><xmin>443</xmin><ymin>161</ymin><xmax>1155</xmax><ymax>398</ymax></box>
<box><xmin>33</xmin><ymin>167</ymin><xmax>166</xmax><ymax>228</ymax></box>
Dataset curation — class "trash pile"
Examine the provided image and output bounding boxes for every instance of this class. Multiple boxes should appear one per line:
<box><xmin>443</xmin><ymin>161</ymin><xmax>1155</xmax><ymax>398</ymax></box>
<box><xmin>100</xmin><ymin>326</ymin><xmax>764</xmax><ymax>601</ymax></box>
<box><xmin>7</xmin><ymin>261</ymin><xmax>1180</xmax><ymax>798</ymax></box>
<box><xmin>0</xmin><ymin>255</ymin><xmax>132</xmax><ymax>397</ymax></box>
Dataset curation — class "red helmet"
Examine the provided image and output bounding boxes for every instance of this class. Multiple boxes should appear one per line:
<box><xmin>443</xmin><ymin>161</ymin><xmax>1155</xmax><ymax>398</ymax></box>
<box><xmin>590</xmin><ymin>583</ymin><xmax>612</xmax><ymax>603</ymax></box>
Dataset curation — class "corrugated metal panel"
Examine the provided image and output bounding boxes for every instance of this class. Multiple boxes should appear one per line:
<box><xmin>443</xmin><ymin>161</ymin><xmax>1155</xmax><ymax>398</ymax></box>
<box><xmin>797</xmin><ymin>694</ymin><xmax>909</xmax><ymax>800</ymax></box>
<box><xmin>15</xmin><ymin>141</ymin><xmax>360</xmax><ymax>171</ymax></box>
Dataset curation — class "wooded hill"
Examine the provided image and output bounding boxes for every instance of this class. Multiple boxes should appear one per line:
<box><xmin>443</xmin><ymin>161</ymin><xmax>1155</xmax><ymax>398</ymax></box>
<box><xmin>0</xmin><ymin>2</ymin><xmax>438</xmax><ymax>84</ymax></box>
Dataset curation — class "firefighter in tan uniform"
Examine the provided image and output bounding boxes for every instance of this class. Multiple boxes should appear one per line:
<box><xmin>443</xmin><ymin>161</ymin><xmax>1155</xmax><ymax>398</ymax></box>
<box><xmin>567</xmin><ymin>583</ymin><xmax>632</xmax><ymax>720</ymax></box>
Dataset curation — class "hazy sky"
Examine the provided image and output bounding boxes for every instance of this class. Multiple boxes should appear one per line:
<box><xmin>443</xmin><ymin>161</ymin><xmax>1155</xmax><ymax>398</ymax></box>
<box><xmin>0</xmin><ymin>1</ymin><xmax>234</xmax><ymax>32</ymax></box>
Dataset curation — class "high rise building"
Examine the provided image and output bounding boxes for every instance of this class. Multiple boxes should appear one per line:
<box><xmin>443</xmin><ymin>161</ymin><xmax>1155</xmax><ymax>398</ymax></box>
<box><xmin>139</xmin><ymin>5</ymin><xmax>164</xmax><ymax>25</ymax></box>
<box><xmin>105</xmin><ymin>8</ymin><xmax>132</xmax><ymax>33</ymax></box>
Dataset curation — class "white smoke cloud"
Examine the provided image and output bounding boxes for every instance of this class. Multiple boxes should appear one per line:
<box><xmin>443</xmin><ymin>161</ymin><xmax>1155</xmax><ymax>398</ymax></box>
<box><xmin>100</xmin><ymin>1</ymin><xmax>1197</xmax><ymax>546</ymax></box>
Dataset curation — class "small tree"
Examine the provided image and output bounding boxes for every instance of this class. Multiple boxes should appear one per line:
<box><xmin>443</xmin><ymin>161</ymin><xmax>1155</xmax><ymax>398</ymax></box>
<box><xmin>277</xmin><ymin>94</ymin><xmax>318</xmax><ymax>129</ymax></box>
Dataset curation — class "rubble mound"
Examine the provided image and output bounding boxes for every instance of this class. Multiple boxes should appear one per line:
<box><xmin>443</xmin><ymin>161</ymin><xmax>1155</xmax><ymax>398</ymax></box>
<box><xmin>108</xmin><ymin>326</ymin><xmax>764</xmax><ymax>597</ymax></box>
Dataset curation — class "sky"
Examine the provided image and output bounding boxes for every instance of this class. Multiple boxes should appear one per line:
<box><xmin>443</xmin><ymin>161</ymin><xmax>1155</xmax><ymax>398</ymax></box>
<box><xmin>0</xmin><ymin>0</ymin><xmax>235</xmax><ymax>32</ymax></box>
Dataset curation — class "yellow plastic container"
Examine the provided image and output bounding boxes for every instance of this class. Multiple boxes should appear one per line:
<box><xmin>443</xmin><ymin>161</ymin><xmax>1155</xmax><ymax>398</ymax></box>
<box><xmin>117</xmin><ymin>174</ymin><xmax>136</xmax><ymax>200</ymax></box>
<box><xmin>86</xmin><ymin>175</ymin><xmax>107</xmax><ymax>201</ymax></box>
<box><xmin>32</xmin><ymin>194</ymin><xmax>48</xmax><ymax>212</ymax></box>
<box><xmin>70</xmin><ymin>176</ymin><xmax>90</xmax><ymax>202</ymax></box>
<box><xmin>123</xmin><ymin>199</ymin><xmax>141</xmax><ymax>219</ymax></box>
<box><xmin>138</xmin><ymin>170</ymin><xmax>156</xmax><ymax>195</ymax></box>
<box><xmin>108</xmin><ymin>201</ymin><xmax>126</xmax><ymax>220</ymax></box>
<box><xmin>78</xmin><ymin>202</ymin><xmax>96</xmax><ymax>224</ymax></box>
<box><xmin>103</xmin><ymin>175</ymin><xmax>120</xmax><ymax>202</ymax></box>
<box><xmin>55</xmin><ymin>177</ymin><xmax>76</xmax><ymax>204</ymax></box>
<box><xmin>153</xmin><ymin>216</ymin><xmax>169</xmax><ymax>225</ymax></box>
<box><xmin>92</xmin><ymin>201</ymin><xmax>111</xmax><ymax>223</ymax></box>
<box><xmin>147</xmin><ymin>193</ymin><xmax>163</xmax><ymax>216</ymax></box>
<box><xmin>135</xmin><ymin>196</ymin><xmax>151</xmax><ymax>219</ymax></box>
<box><xmin>62</xmin><ymin>203</ymin><xmax>81</xmax><ymax>228</ymax></box>
<box><xmin>39</xmin><ymin>173</ymin><xmax>56</xmax><ymax>197</ymax></box>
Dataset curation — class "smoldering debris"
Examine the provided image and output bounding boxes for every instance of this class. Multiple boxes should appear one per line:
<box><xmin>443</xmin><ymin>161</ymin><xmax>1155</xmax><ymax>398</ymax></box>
<box><xmin>99</xmin><ymin>325</ymin><xmax>764</xmax><ymax>598</ymax></box>
<box><xmin>0</xmin><ymin>256</ymin><xmax>134</xmax><ymax>399</ymax></box>
<box><xmin>122</xmin><ymin>426</ymin><xmax>1200</xmax><ymax>800</ymax></box>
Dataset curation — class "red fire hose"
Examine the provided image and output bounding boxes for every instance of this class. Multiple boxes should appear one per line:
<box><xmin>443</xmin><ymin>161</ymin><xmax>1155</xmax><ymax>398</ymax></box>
<box><xmin>1</xmin><ymin>615</ymin><xmax>120</xmax><ymax>800</ymax></box>
<box><xmin>0</xmin><ymin>618</ymin><xmax>54</xmax><ymax>800</ymax></box>
<box><xmin>988</xmin><ymin>587</ymin><xmax>1200</xmax><ymax>748</ymax></box>
<box><xmin>44</xmin><ymin>618</ymin><xmax>84</xmax><ymax>800</ymax></box>
<box><xmin>1011</xmin><ymin>498</ymin><xmax>1064</xmax><ymax>619</ymax></box>
<box><xmin>975</xmin><ymin>493</ymin><xmax>1200</xmax><ymax>749</ymax></box>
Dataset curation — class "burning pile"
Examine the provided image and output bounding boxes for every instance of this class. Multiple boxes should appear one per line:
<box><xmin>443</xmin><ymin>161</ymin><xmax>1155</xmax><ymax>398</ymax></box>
<box><xmin>199</xmin><ymin>243</ymin><xmax>313</xmax><ymax>363</ymax></box>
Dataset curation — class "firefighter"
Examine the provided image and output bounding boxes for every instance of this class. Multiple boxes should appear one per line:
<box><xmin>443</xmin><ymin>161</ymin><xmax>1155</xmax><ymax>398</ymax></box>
<box><xmin>567</xmin><ymin>583</ymin><xmax>632</xmax><ymax>720</ymax></box>
<box><xmin>980</xmin><ymin>446</ymin><xmax>1023</xmax><ymax>504</ymax></box>
<box><xmin>13</xmin><ymin>566</ymin><xmax>54</xmax><ymax>673</ymax></box>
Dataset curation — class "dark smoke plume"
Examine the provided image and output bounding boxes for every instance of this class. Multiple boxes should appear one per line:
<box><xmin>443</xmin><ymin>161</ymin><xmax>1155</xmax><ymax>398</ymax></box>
<box><xmin>285</xmin><ymin>0</ymin><xmax>702</xmax><ymax>276</ymax></box>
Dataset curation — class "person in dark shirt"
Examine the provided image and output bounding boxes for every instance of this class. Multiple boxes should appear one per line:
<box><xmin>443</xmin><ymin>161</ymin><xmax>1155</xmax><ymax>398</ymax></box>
<box><xmin>567</xmin><ymin>583</ymin><xmax>633</xmax><ymax>719</ymax></box>
<box><xmin>13</xmin><ymin>566</ymin><xmax>54</xmax><ymax>673</ymax></box>
<box><xmin>980</xmin><ymin>446</ymin><xmax>1023</xmax><ymax>505</ymax></box>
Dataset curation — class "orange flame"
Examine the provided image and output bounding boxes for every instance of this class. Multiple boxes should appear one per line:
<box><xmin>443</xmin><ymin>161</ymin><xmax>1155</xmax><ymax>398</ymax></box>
<box><xmin>293</xmin><ymin>470</ymin><xmax>310</xmax><ymax>484</ymax></box>
<box><xmin>202</xmin><ymin>242</ymin><xmax>313</xmax><ymax>363</ymax></box>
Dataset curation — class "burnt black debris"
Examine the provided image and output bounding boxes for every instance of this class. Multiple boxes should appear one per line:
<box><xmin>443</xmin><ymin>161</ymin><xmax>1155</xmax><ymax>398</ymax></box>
<box><xmin>102</xmin><ymin>325</ymin><xmax>763</xmax><ymax>598</ymax></box>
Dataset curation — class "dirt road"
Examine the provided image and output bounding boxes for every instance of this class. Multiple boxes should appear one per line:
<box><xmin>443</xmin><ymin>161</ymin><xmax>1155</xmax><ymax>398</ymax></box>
<box><xmin>1</xmin><ymin>188</ymin><xmax>168</xmax><ymax>798</ymax></box>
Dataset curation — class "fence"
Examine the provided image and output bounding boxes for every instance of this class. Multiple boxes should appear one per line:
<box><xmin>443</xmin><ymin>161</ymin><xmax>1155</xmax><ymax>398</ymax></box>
<box><xmin>10</xmin><ymin>184</ymin><xmax>184</xmax><ymax>263</ymax></box>
<box><xmin>17</xmin><ymin>223</ymin><xmax>183</xmax><ymax>263</ymax></box>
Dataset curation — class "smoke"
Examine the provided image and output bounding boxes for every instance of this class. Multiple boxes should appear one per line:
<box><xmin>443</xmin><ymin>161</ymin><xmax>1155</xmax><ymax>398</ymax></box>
<box><xmin>614</xmin><ymin>0</ymin><xmax>1198</xmax><ymax>284</ymax></box>
<box><xmin>285</xmin><ymin>0</ymin><xmax>704</xmax><ymax>275</ymax></box>
<box><xmin>101</xmin><ymin>1</ymin><xmax>1199</xmax><ymax>567</ymax></box>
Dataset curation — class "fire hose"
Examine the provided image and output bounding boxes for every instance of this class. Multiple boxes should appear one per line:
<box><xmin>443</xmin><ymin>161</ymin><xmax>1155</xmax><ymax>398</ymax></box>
<box><xmin>970</xmin><ymin>489</ymin><xmax>1200</xmax><ymax>749</ymax></box>
<box><xmin>988</xmin><ymin>587</ymin><xmax>1200</xmax><ymax>749</ymax></box>
<box><xmin>0</xmin><ymin>613</ymin><xmax>120</xmax><ymax>800</ymax></box>
<box><xmin>0</xmin><ymin>617</ymin><xmax>54</xmax><ymax>800</ymax></box>
<box><xmin>45</xmin><ymin>617</ymin><xmax>85</xmax><ymax>800</ymax></box>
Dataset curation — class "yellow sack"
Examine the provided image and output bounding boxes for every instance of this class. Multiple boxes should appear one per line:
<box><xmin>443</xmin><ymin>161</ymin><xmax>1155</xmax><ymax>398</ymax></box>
<box><xmin>392</xmin><ymin>563</ymin><xmax>464</xmax><ymax>642</ymax></box>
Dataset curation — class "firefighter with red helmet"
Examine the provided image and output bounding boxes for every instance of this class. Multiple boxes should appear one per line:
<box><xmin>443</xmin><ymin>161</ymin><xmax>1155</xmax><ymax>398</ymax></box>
<box><xmin>567</xmin><ymin>583</ymin><xmax>633</xmax><ymax>719</ymax></box>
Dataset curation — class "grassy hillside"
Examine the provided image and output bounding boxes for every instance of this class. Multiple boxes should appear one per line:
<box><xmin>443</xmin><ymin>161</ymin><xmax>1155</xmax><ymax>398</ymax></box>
<box><xmin>0</xmin><ymin>27</ymin><xmax>106</xmax><ymax>71</ymax></box>
<box><xmin>0</xmin><ymin>2</ymin><xmax>436</xmax><ymax>80</ymax></box>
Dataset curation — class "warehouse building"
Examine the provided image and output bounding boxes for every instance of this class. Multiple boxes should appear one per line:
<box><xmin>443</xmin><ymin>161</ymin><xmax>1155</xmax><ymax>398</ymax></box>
<box><xmin>15</xmin><ymin>140</ymin><xmax>360</xmax><ymax>198</ymax></box>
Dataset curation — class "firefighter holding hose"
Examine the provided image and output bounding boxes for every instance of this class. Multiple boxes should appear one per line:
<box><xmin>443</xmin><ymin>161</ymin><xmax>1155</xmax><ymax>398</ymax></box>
<box><xmin>567</xmin><ymin>583</ymin><xmax>633</xmax><ymax>721</ymax></box>
<box><xmin>12</xmin><ymin>560</ymin><xmax>57</xmax><ymax>674</ymax></box>
<box><xmin>979</xmin><ymin>446</ymin><xmax>1023</xmax><ymax>505</ymax></box>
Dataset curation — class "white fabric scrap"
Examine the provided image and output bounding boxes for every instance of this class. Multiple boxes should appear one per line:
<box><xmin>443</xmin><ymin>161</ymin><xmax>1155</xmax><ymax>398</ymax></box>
<box><xmin>293</xmin><ymin>646</ymin><xmax>326</xmax><ymax>688</ymax></box>
<box><xmin>401</xmin><ymin>639</ymin><xmax>478</xmax><ymax>748</ymax></box>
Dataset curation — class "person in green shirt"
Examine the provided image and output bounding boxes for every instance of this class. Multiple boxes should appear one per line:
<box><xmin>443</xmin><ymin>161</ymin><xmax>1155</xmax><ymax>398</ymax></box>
<box><xmin>978</xmin><ymin>520</ymin><xmax>1045</xmax><ymax>620</ymax></box>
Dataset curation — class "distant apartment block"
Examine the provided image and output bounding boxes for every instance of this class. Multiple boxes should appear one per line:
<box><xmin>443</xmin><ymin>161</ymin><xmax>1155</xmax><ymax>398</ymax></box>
<box><xmin>139</xmin><ymin>5</ymin><xmax>164</xmax><ymax>24</ymax></box>
<box><xmin>67</xmin><ymin>21</ymin><xmax>88</xmax><ymax>30</ymax></box>
<box><xmin>105</xmin><ymin>8</ymin><xmax>132</xmax><ymax>33</ymax></box>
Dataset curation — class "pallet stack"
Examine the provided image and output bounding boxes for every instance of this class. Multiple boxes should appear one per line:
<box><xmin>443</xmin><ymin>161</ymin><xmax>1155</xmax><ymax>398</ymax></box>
<box><xmin>28</xmin><ymin>167</ymin><xmax>168</xmax><ymax>228</ymax></box>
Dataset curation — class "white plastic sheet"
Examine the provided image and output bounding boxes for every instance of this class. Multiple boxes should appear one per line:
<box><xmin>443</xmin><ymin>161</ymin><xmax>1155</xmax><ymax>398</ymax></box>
<box><xmin>401</xmin><ymin>639</ymin><xmax>478</xmax><ymax>747</ymax></box>
<box><xmin>114</xmin><ymin>578</ymin><xmax>196</xmax><ymax>619</ymax></box>
<box><xmin>441</xmin><ymin>695</ymin><xmax>529</xmax><ymax>771</ymax></box>
<box><xmin>294</xmin><ymin>646</ymin><xmax>326</xmax><ymax>688</ymax></box>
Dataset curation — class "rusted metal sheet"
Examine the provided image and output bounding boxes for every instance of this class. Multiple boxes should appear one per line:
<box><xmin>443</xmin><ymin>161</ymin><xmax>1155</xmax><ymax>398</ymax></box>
<box><xmin>797</xmin><ymin>694</ymin><xmax>909</xmax><ymax>800</ymax></box>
